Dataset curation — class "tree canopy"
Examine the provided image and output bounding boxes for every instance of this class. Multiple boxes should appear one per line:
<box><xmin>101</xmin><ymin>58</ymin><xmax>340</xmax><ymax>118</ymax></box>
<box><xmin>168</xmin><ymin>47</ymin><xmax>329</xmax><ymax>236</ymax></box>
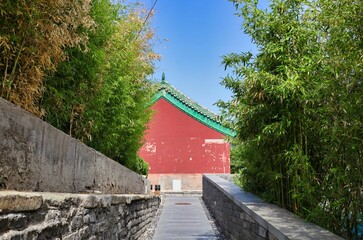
<box><xmin>0</xmin><ymin>0</ymin><xmax>159</xmax><ymax>175</ymax></box>
<box><xmin>220</xmin><ymin>0</ymin><xmax>363</xmax><ymax>238</ymax></box>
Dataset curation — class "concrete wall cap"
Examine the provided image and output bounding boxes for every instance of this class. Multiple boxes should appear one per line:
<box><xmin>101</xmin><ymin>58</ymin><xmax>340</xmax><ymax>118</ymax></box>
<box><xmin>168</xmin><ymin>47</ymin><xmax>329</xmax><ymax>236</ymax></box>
<box><xmin>0</xmin><ymin>191</ymin><xmax>159</xmax><ymax>212</ymax></box>
<box><xmin>0</xmin><ymin>191</ymin><xmax>43</xmax><ymax>213</ymax></box>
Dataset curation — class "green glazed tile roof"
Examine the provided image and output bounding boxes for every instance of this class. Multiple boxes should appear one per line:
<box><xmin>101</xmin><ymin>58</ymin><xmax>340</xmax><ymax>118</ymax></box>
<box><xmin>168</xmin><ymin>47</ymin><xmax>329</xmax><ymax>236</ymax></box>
<box><xmin>152</xmin><ymin>80</ymin><xmax>236</xmax><ymax>137</ymax></box>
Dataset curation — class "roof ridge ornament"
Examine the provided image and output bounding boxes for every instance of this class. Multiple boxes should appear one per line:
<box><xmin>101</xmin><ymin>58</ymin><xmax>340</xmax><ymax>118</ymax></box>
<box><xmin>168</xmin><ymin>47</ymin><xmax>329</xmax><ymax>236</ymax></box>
<box><xmin>161</xmin><ymin>72</ymin><xmax>166</xmax><ymax>83</ymax></box>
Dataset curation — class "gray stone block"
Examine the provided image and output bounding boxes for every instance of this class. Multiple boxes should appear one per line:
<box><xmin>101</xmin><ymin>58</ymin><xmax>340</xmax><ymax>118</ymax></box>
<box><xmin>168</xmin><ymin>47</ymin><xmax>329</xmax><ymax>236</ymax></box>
<box><xmin>259</xmin><ymin>225</ymin><xmax>267</xmax><ymax>238</ymax></box>
<box><xmin>0</xmin><ymin>191</ymin><xmax>160</xmax><ymax>239</ymax></box>
<box><xmin>0</xmin><ymin>192</ymin><xmax>43</xmax><ymax>213</ymax></box>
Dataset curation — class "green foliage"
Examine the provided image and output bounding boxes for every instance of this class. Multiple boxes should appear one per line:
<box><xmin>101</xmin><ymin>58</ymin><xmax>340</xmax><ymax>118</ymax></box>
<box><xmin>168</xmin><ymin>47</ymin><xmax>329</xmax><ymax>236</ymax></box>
<box><xmin>41</xmin><ymin>0</ymin><xmax>158</xmax><ymax>175</ymax></box>
<box><xmin>221</xmin><ymin>0</ymin><xmax>363</xmax><ymax>238</ymax></box>
<box><xmin>81</xmin><ymin>5</ymin><xmax>157</xmax><ymax>173</ymax></box>
<box><xmin>0</xmin><ymin>0</ymin><xmax>156</xmax><ymax>175</ymax></box>
<box><xmin>0</xmin><ymin>0</ymin><xmax>93</xmax><ymax>116</ymax></box>
<box><xmin>42</xmin><ymin>0</ymin><xmax>118</xmax><ymax>135</ymax></box>
<box><xmin>129</xmin><ymin>156</ymin><xmax>149</xmax><ymax>176</ymax></box>
<box><xmin>230</xmin><ymin>143</ymin><xmax>243</xmax><ymax>174</ymax></box>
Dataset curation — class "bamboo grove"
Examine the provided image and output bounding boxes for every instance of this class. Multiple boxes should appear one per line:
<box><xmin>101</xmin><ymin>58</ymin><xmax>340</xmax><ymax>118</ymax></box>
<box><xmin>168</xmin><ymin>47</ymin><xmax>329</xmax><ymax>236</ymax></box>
<box><xmin>0</xmin><ymin>0</ymin><xmax>159</xmax><ymax>174</ymax></box>
<box><xmin>220</xmin><ymin>0</ymin><xmax>363</xmax><ymax>238</ymax></box>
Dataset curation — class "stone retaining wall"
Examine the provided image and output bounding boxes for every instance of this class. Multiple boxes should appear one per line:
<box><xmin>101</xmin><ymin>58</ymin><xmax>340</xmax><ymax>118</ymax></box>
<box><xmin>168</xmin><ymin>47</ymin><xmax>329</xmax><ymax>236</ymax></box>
<box><xmin>0</xmin><ymin>191</ymin><xmax>160</xmax><ymax>239</ymax></box>
<box><xmin>203</xmin><ymin>174</ymin><xmax>343</xmax><ymax>240</ymax></box>
<box><xmin>0</xmin><ymin>97</ymin><xmax>146</xmax><ymax>194</ymax></box>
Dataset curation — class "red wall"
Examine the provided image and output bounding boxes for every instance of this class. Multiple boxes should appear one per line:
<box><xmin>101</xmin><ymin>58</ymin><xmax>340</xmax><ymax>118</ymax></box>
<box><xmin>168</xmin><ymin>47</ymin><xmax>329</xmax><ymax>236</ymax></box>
<box><xmin>139</xmin><ymin>98</ymin><xmax>230</xmax><ymax>174</ymax></box>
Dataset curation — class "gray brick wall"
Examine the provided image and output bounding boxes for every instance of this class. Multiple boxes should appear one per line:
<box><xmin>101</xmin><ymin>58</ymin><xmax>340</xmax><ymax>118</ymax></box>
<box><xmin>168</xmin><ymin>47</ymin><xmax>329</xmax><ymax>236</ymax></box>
<box><xmin>202</xmin><ymin>174</ymin><xmax>343</xmax><ymax>240</ymax></box>
<box><xmin>203</xmin><ymin>176</ymin><xmax>268</xmax><ymax>240</ymax></box>
<box><xmin>0</xmin><ymin>191</ymin><xmax>160</xmax><ymax>239</ymax></box>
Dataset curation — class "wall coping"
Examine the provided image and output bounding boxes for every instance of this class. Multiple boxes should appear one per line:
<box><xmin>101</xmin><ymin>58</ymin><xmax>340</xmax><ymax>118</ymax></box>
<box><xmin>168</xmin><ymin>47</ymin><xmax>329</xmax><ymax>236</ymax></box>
<box><xmin>203</xmin><ymin>174</ymin><xmax>343</xmax><ymax>240</ymax></box>
<box><xmin>0</xmin><ymin>190</ymin><xmax>159</xmax><ymax>214</ymax></box>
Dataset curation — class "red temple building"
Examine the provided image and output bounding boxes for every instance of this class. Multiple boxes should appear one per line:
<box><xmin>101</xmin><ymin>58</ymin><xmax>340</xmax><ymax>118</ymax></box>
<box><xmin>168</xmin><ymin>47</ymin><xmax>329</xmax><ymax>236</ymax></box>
<box><xmin>139</xmin><ymin>78</ymin><xmax>235</xmax><ymax>192</ymax></box>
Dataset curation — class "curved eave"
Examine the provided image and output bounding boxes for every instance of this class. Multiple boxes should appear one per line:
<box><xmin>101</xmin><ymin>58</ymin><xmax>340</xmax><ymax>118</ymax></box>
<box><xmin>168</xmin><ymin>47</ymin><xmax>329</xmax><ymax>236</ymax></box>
<box><xmin>151</xmin><ymin>91</ymin><xmax>236</xmax><ymax>138</ymax></box>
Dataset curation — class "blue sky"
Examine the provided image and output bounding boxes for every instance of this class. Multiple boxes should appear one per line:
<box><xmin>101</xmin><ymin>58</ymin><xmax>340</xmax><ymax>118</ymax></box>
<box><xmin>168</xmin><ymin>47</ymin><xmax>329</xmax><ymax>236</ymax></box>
<box><xmin>135</xmin><ymin>0</ymin><xmax>268</xmax><ymax>113</ymax></box>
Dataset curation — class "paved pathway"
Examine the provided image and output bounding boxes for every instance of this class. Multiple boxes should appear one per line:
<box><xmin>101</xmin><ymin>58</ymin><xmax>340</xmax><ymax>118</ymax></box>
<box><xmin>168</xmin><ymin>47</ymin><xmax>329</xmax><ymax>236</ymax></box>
<box><xmin>152</xmin><ymin>196</ymin><xmax>219</xmax><ymax>240</ymax></box>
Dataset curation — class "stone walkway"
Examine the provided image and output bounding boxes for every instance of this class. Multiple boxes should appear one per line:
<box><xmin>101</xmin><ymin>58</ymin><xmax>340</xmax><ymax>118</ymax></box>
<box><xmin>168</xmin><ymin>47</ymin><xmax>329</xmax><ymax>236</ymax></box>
<box><xmin>152</xmin><ymin>196</ymin><xmax>220</xmax><ymax>240</ymax></box>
